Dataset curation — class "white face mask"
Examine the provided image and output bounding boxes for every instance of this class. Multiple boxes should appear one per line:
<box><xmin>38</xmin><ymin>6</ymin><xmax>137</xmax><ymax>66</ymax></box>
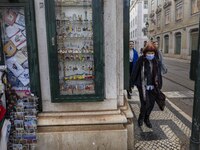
<box><xmin>146</xmin><ymin>54</ymin><xmax>155</xmax><ymax>60</ymax></box>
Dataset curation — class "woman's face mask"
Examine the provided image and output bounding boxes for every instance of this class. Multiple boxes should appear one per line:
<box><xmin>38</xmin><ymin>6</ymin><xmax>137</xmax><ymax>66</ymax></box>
<box><xmin>146</xmin><ymin>52</ymin><xmax>155</xmax><ymax>60</ymax></box>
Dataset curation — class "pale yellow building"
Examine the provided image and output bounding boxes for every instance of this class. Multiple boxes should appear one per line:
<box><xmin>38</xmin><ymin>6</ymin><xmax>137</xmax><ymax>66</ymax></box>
<box><xmin>148</xmin><ymin>0</ymin><xmax>200</xmax><ymax>59</ymax></box>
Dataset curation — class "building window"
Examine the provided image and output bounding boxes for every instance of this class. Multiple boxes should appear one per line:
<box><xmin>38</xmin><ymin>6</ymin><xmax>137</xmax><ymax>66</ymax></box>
<box><xmin>157</xmin><ymin>0</ymin><xmax>162</xmax><ymax>6</ymax></box>
<box><xmin>175</xmin><ymin>1</ymin><xmax>183</xmax><ymax>21</ymax></box>
<box><xmin>143</xmin><ymin>30</ymin><xmax>147</xmax><ymax>36</ymax></box>
<box><xmin>133</xmin><ymin>31</ymin><xmax>134</xmax><ymax>38</ymax></box>
<box><xmin>191</xmin><ymin>0</ymin><xmax>200</xmax><ymax>14</ymax></box>
<box><xmin>135</xmin><ymin>29</ymin><xmax>137</xmax><ymax>37</ymax></box>
<box><xmin>144</xmin><ymin>14</ymin><xmax>148</xmax><ymax>23</ymax></box>
<box><xmin>175</xmin><ymin>32</ymin><xmax>182</xmax><ymax>54</ymax></box>
<box><xmin>144</xmin><ymin>1</ymin><xmax>148</xmax><ymax>9</ymax></box>
<box><xmin>133</xmin><ymin>31</ymin><xmax>135</xmax><ymax>38</ymax></box>
<box><xmin>131</xmin><ymin>20</ymin><xmax>132</xmax><ymax>27</ymax></box>
<box><xmin>132</xmin><ymin>19</ymin><xmax>134</xmax><ymax>27</ymax></box>
<box><xmin>164</xmin><ymin>35</ymin><xmax>169</xmax><ymax>53</ymax></box>
<box><xmin>156</xmin><ymin>13</ymin><xmax>161</xmax><ymax>27</ymax></box>
<box><xmin>151</xmin><ymin>0</ymin><xmax>155</xmax><ymax>10</ymax></box>
<box><xmin>135</xmin><ymin>16</ymin><xmax>137</xmax><ymax>24</ymax></box>
<box><xmin>190</xmin><ymin>29</ymin><xmax>199</xmax><ymax>55</ymax></box>
<box><xmin>165</xmin><ymin>8</ymin><xmax>170</xmax><ymax>25</ymax></box>
<box><xmin>157</xmin><ymin>37</ymin><xmax>160</xmax><ymax>45</ymax></box>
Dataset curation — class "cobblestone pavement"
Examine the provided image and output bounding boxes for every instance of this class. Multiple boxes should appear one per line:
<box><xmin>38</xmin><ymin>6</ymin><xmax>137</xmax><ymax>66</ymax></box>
<box><xmin>128</xmin><ymin>90</ymin><xmax>192</xmax><ymax>150</ymax></box>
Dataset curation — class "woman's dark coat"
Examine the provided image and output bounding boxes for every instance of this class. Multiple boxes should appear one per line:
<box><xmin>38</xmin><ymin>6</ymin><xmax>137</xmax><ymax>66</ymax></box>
<box><xmin>130</xmin><ymin>55</ymin><xmax>163</xmax><ymax>90</ymax></box>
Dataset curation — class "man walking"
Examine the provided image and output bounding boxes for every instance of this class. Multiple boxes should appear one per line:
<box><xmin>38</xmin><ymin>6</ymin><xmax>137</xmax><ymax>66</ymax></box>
<box><xmin>127</xmin><ymin>41</ymin><xmax>138</xmax><ymax>99</ymax></box>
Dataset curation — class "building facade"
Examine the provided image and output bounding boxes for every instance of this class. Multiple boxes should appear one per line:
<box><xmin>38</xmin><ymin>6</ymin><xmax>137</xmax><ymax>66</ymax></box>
<box><xmin>148</xmin><ymin>0</ymin><xmax>200</xmax><ymax>59</ymax></box>
<box><xmin>130</xmin><ymin>0</ymin><xmax>148</xmax><ymax>52</ymax></box>
<box><xmin>0</xmin><ymin>0</ymin><xmax>134</xmax><ymax>149</ymax></box>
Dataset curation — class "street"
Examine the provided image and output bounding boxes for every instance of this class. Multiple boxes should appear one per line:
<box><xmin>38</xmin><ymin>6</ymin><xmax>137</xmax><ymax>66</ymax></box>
<box><xmin>162</xmin><ymin>57</ymin><xmax>194</xmax><ymax>118</ymax></box>
<box><xmin>163</xmin><ymin>57</ymin><xmax>194</xmax><ymax>91</ymax></box>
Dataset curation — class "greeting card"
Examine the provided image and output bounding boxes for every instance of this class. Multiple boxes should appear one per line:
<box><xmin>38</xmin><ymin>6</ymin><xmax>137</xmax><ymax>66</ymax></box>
<box><xmin>5</xmin><ymin>25</ymin><xmax>19</xmax><ymax>38</ymax></box>
<box><xmin>3</xmin><ymin>10</ymin><xmax>17</xmax><ymax>25</ymax></box>
<box><xmin>3</xmin><ymin>40</ymin><xmax>17</xmax><ymax>57</ymax></box>
<box><xmin>15</xmin><ymin>13</ymin><xmax>25</xmax><ymax>27</ymax></box>
<box><xmin>18</xmin><ymin>69</ymin><xmax>30</xmax><ymax>86</ymax></box>
<box><xmin>13</xmin><ymin>50</ymin><xmax>27</xmax><ymax>65</ymax></box>
<box><xmin>10</xmin><ymin>31</ymin><xmax>26</xmax><ymax>50</ymax></box>
<box><xmin>6</xmin><ymin>57</ymin><xmax>24</xmax><ymax>77</ymax></box>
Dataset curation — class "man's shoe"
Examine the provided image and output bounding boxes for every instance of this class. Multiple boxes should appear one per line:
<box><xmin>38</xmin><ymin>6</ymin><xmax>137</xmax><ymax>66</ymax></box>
<box><xmin>144</xmin><ymin>118</ymin><xmax>152</xmax><ymax>128</ymax></box>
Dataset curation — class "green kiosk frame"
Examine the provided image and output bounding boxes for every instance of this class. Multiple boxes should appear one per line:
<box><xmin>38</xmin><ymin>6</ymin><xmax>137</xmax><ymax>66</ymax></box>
<box><xmin>45</xmin><ymin>0</ymin><xmax>104</xmax><ymax>102</ymax></box>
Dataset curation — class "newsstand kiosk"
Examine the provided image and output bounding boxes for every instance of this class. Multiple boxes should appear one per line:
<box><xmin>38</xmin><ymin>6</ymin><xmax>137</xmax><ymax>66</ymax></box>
<box><xmin>0</xmin><ymin>0</ymin><xmax>134</xmax><ymax>150</ymax></box>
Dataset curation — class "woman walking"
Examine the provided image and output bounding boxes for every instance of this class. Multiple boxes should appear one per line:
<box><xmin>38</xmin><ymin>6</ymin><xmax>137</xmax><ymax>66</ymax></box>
<box><xmin>130</xmin><ymin>42</ymin><xmax>162</xmax><ymax>128</ymax></box>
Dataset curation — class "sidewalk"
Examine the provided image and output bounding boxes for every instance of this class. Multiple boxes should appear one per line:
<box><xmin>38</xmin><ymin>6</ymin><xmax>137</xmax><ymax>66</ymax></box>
<box><xmin>128</xmin><ymin>89</ymin><xmax>192</xmax><ymax>150</ymax></box>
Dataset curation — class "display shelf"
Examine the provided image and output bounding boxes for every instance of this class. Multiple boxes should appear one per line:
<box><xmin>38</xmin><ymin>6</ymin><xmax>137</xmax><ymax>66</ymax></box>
<box><xmin>58</xmin><ymin>52</ymin><xmax>93</xmax><ymax>54</ymax></box>
<box><xmin>56</xmin><ymin>3</ymin><xmax>92</xmax><ymax>7</ymax></box>
<box><xmin>64</xmin><ymin>78</ymin><xmax>94</xmax><ymax>81</ymax></box>
<box><xmin>64</xmin><ymin>59</ymin><xmax>93</xmax><ymax>62</ymax></box>
<box><xmin>59</xmin><ymin>59</ymin><xmax>94</xmax><ymax>62</ymax></box>
<box><xmin>57</xmin><ymin>51</ymin><xmax>93</xmax><ymax>54</ymax></box>
<box><xmin>59</xmin><ymin>78</ymin><xmax>94</xmax><ymax>81</ymax></box>
<box><xmin>56</xmin><ymin>19</ymin><xmax>92</xmax><ymax>23</ymax></box>
<box><xmin>57</xmin><ymin>37</ymin><xmax>93</xmax><ymax>40</ymax></box>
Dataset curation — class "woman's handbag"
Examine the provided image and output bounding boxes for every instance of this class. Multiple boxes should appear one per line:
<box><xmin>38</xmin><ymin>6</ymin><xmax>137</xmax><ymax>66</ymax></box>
<box><xmin>152</xmin><ymin>88</ymin><xmax>166</xmax><ymax>111</ymax></box>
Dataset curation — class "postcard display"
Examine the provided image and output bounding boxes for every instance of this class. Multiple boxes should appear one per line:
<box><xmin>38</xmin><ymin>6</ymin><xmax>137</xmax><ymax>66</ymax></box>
<box><xmin>56</xmin><ymin>0</ymin><xmax>95</xmax><ymax>95</ymax></box>
<box><xmin>0</xmin><ymin>8</ymin><xmax>30</xmax><ymax>94</ymax></box>
<box><xmin>0</xmin><ymin>8</ymin><xmax>38</xmax><ymax>149</ymax></box>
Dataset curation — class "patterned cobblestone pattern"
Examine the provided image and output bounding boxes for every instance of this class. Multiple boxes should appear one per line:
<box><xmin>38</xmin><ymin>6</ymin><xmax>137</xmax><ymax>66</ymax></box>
<box><xmin>129</xmin><ymin>90</ymin><xmax>192</xmax><ymax>150</ymax></box>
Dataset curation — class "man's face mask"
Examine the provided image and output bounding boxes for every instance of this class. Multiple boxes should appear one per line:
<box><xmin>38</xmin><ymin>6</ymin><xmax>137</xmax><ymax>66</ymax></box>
<box><xmin>146</xmin><ymin>52</ymin><xmax>155</xmax><ymax>60</ymax></box>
